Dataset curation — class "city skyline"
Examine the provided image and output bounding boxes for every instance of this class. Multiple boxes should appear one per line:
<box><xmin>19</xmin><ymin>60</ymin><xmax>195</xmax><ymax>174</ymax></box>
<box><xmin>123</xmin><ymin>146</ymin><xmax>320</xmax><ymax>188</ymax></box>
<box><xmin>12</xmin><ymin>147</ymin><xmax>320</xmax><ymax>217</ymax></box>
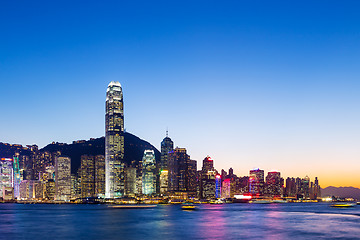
<box><xmin>1</xmin><ymin>1</ymin><xmax>360</xmax><ymax>188</ymax></box>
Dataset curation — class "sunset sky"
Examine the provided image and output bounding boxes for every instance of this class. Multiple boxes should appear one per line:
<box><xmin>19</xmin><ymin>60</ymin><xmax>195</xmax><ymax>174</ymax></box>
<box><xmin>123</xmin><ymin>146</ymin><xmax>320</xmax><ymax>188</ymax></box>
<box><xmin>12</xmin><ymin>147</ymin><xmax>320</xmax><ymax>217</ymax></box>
<box><xmin>1</xmin><ymin>1</ymin><xmax>359</xmax><ymax>188</ymax></box>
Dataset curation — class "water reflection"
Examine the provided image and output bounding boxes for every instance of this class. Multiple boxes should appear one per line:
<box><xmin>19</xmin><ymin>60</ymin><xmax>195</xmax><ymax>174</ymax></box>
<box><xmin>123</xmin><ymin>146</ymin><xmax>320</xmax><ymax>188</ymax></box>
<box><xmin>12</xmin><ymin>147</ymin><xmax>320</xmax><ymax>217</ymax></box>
<box><xmin>197</xmin><ymin>205</ymin><xmax>226</xmax><ymax>239</ymax></box>
<box><xmin>0</xmin><ymin>203</ymin><xmax>360</xmax><ymax>239</ymax></box>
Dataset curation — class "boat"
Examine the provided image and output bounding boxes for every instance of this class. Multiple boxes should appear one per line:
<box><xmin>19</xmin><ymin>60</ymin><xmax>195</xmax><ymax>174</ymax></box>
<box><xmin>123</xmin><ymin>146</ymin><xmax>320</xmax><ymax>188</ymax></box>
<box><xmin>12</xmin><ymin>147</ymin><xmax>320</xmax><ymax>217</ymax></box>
<box><xmin>356</xmin><ymin>202</ymin><xmax>360</xmax><ymax>205</ymax></box>
<box><xmin>109</xmin><ymin>205</ymin><xmax>157</xmax><ymax>209</ymax></box>
<box><xmin>330</xmin><ymin>203</ymin><xmax>356</xmax><ymax>208</ymax></box>
<box><xmin>250</xmin><ymin>200</ymin><xmax>272</xmax><ymax>204</ymax></box>
<box><xmin>181</xmin><ymin>203</ymin><xmax>197</xmax><ymax>210</ymax></box>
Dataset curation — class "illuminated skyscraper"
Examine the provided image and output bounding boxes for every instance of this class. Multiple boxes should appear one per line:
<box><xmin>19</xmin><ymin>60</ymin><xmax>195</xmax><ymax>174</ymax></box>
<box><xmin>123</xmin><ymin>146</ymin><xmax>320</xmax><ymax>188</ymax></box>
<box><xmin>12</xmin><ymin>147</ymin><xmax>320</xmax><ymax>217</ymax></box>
<box><xmin>285</xmin><ymin>177</ymin><xmax>296</xmax><ymax>197</ymax></box>
<box><xmin>0</xmin><ymin>158</ymin><xmax>13</xmax><ymax>198</ymax></box>
<box><xmin>81</xmin><ymin>155</ymin><xmax>95</xmax><ymax>198</ymax></box>
<box><xmin>249</xmin><ymin>168</ymin><xmax>264</xmax><ymax>196</ymax></box>
<box><xmin>13</xmin><ymin>155</ymin><xmax>21</xmax><ymax>199</ymax></box>
<box><xmin>202</xmin><ymin>156</ymin><xmax>214</xmax><ymax>173</ymax></box>
<box><xmin>160</xmin><ymin>131</ymin><xmax>174</xmax><ymax>170</ymax></box>
<box><xmin>168</xmin><ymin>148</ymin><xmax>196</xmax><ymax>194</ymax></box>
<box><xmin>55</xmin><ymin>156</ymin><xmax>71</xmax><ymax>201</ymax></box>
<box><xmin>265</xmin><ymin>171</ymin><xmax>282</xmax><ymax>197</ymax></box>
<box><xmin>160</xmin><ymin>170</ymin><xmax>168</xmax><ymax>194</ymax></box>
<box><xmin>301</xmin><ymin>176</ymin><xmax>310</xmax><ymax>199</ymax></box>
<box><xmin>105</xmin><ymin>81</ymin><xmax>125</xmax><ymax>198</ymax></box>
<box><xmin>142</xmin><ymin>150</ymin><xmax>156</xmax><ymax>195</ymax></box>
<box><xmin>95</xmin><ymin>155</ymin><xmax>105</xmax><ymax>197</ymax></box>
<box><xmin>313</xmin><ymin>177</ymin><xmax>320</xmax><ymax>200</ymax></box>
<box><xmin>215</xmin><ymin>174</ymin><xmax>221</xmax><ymax>198</ymax></box>
<box><xmin>159</xmin><ymin>132</ymin><xmax>173</xmax><ymax>193</ymax></box>
<box><xmin>200</xmin><ymin>156</ymin><xmax>216</xmax><ymax>199</ymax></box>
<box><xmin>125</xmin><ymin>167</ymin><xmax>137</xmax><ymax>196</ymax></box>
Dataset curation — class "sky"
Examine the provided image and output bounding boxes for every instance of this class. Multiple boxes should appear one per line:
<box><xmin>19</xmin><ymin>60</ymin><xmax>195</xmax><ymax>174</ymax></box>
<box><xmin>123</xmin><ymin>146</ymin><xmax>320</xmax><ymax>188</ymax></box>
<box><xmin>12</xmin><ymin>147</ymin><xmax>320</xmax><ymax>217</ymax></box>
<box><xmin>1</xmin><ymin>1</ymin><xmax>360</xmax><ymax>188</ymax></box>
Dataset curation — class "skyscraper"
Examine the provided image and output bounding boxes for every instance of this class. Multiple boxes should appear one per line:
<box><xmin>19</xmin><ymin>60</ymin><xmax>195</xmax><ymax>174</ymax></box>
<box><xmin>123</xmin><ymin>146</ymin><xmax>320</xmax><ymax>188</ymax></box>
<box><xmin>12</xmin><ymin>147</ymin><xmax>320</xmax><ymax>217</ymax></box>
<box><xmin>105</xmin><ymin>81</ymin><xmax>125</xmax><ymax>198</ymax></box>
<box><xmin>200</xmin><ymin>156</ymin><xmax>216</xmax><ymax>200</ymax></box>
<box><xmin>81</xmin><ymin>155</ymin><xmax>95</xmax><ymax>198</ymax></box>
<box><xmin>160</xmin><ymin>131</ymin><xmax>174</xmax><ymax>170</ymax></box>
<box><xmin>265</xmin><ymin>171</ymin><xmax>282</xmax><ymax>197</ymax></box>
<box><xmin>13</xmin><ymin>155</ymin><xmax>21</xmax><ymax>199</ymax></box>
<box><xmin>95</xmin><ymin>155</ymin><xmax>105</xmax><ymax>197</ymax></box>
<box><xmin>160</xmin><ymin>132</ymin><xmax>174</xmax><ymax>193</ymax></box>
<box><xmin>55</xmin><ymin>156</ymin><xmax>71</xmax><ymax>201</ymax></box>
<box><xmin>249</xmin><ymin>168</ymin><xmax>264</xmax><ymax>196</ymax></box>
<box><xmin>0</xmin><ymin>158</ymin><xmax>13</xmax><ymax>199</ymax></box>
<box><xmin>215</xmin><ymin>174</ymin><xmax>221</xmax><ymax>199</ymax></box>
<box><xmin>125</xmin><ymin>167</ymin><xmax>137</xmax><ymax>196</ymax></box>
<box><xmin>142</xmin><ymin>150</ymin><xmax>156</xmax><ymax>195</ymax></box>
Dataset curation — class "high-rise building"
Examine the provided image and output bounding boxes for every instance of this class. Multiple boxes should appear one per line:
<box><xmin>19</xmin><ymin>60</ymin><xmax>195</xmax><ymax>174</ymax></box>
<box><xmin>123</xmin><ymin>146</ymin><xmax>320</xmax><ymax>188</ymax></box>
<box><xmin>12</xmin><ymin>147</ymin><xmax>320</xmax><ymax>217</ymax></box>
<box><xmin>160</xmin><ymin>132</ymin><xmax>174</xmax><ymax>171</ymax></box>
<box><xmin>81</xmin><ymin>155</ymin><xmax>95</xmax><ymax>198</ymax></box>
<box><xmin>70</xmin><ymin>174</ymin><xmax>80</xmax><ymax>199</ymax></box>
<box><xmin>200</xmin><ymin>156</ymin><xmax>216</xmax><ymax>199</ymax></box>
<box><xmin>313</xmin><ymin>177</ymin><xmax>320</xmax><ymax>200</ymax></box>
<box><xmin>285</xmin><ymin>177</ymin><xmax>296</xmax><ymax>197</ymax></box>
<box><xmin>13</xmin><ymin>155</ymin><xmax>21</xmax><ymax>199</ymax></box>
<box><xmin>95</xmin><ymin>155</ymin><xmax>105</xmax><ymax>197</ymax></box>
<box><xmin>168</xmin><ymin>148</ymin><xmax>196</xmax><ymax>195</ymax></box>
<box><xmin>0</xmin><ymin>158</ymin><xmax>13</xmax><ymax>199</ymax></box>
<box><xmin>55</xmin><ymin>156</ymin><xmax>71</xmax><ymax>201</ymax></box>
<box><xmin>159</xmin><ymin>132</ymin><xmax>174</xmax><ymax>193</ymax></box>
<box><xmin>19</xmin><ymin>180</ymin><xmax>43</xmax><ymax>200</ymax></box>
<box><xmin>45</xmin><ymin>179</ymin><xmax>56</xmax><ymax>200</ymax></box>
<box><xmin>301</xmin><ymin>176</ymin><xmax>310</xmax><ymax>199</ymax></box>
<box><xmin>202</xmin><ymin>156</ymin><xmax>214</xmax><ymax>173</ymax></box>
<box><xmin>160</xmin><ymin>170</ymin><xmax>168</xmax><ymax>194</ymax></box>
<box><xmin>265</xmin><ymin>171</ymin><xmax>282</xmax><ymax>197</ymax></box>
<box><xmin>105</xmin><ymin>81</ymin><xmax>125</xmax><ymax>198</ymax></box>
<box><xmin>249</xmin><ymin>168</ymin><xmax>264</xmax><ymax>196</ymax></box>
<box><xmin>221</xmin><ymin>178</ymin><xmax>231</xmax><ymax>198</ymax></box>
<box><xmin>125</xmin><ymin>167</ymin><xmax>137</xmax><ymax>196</ymax></box>
<box><xmin>142</xmin><ymin>150</ymin><xmax>157</xmax><ymax>195</ymax></box>
<box><xmin>215</xmin><ymin>174</ymin><xmax>221</xmax><ymax>198</ymax></box>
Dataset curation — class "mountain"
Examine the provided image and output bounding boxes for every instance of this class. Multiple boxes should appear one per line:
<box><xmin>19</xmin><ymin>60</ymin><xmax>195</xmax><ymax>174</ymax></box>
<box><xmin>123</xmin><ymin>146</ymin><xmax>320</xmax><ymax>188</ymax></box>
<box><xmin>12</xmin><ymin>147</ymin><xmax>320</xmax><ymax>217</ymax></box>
<box><xmin>321</xmin><ymin>186</ymin><xmax>360</xmax><ymax>200</ymax></box>
<box><xmin>0</xmin><ymin>142</ymin><xmax>32</xmax><ymax>158</ymax></box>
<box><xmin>0</xmin><ymin>132</ymin><xmax>161</xmax><ymax>174</ymax></box>
<box><xmin>41</xmin><ymin>132</ymin><xmax>160</xmax><ymax>174</ymax></box>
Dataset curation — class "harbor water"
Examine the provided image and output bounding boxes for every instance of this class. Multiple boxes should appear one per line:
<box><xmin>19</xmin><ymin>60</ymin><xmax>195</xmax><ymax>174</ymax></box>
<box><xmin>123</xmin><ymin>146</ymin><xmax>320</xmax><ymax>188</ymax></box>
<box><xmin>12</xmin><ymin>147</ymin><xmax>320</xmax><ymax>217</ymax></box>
<box><xmin>0</xmin><ymin>203</ymin><xmax>359</xmax><ymax>239</ymax></box>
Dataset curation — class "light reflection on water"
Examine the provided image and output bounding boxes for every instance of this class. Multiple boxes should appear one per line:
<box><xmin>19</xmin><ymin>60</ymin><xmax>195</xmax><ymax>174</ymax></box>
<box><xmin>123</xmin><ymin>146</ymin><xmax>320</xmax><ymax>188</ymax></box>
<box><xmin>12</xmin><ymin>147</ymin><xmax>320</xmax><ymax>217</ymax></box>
<box><xmin>0</xmin><ymin>203</ymin><xmax>359</xmax><ymax>239</ymax></box>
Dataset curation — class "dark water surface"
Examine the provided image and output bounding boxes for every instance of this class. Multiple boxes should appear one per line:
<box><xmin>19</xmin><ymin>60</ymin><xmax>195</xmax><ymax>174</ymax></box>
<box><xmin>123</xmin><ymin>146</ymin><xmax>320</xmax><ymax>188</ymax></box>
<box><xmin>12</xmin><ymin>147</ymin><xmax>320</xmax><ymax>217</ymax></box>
<box><xmin>0</xmin><ymin>203</ymin><xmax>359</xmax><ymax>239</ymax></box>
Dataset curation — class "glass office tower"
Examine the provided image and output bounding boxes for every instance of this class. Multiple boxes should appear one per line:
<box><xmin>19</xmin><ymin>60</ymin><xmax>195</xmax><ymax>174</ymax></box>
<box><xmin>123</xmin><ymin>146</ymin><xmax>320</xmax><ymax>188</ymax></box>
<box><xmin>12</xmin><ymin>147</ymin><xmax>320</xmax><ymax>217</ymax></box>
<box><xmin>105</xmin><ymin>81</ymin><xmax>125</xmax><ymax>198</ymax></box>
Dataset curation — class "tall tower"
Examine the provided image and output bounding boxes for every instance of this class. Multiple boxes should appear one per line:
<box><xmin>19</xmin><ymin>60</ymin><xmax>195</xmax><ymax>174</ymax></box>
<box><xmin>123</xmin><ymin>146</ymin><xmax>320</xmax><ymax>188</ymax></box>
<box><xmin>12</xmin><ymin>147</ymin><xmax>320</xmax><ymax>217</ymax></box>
<box><xmin>142</xmin><ymin>150</ymin><xmax>157</xmax><ymax>195</ymax></box>
<box><xmin>105</xmin><ymin>81</ymin><xmax>125</xmax><ymax>198</ymax></box>
<box><xmin>160</xmin><ymin>131</ymin><xmax>174</xmax><ymax>170</ymax></box>
<box><xmin>55</xmin><ymin>156</ymin><xmax>71</xmax><ymax>201</ymax></box>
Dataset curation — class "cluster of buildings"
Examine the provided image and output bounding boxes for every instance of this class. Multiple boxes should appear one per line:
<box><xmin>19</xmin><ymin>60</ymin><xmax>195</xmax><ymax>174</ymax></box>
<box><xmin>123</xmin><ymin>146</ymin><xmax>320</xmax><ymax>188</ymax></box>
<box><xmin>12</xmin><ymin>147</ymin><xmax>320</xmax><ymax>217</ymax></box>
<box><xmin>0</xmin><ymin>81</ymin><xmax>321</xmax><ymax>202</ymax></box>
<box><xmin>102</xmin><ymin>81</ymin><xmax>321</xmax><ymax>201</ymax></box>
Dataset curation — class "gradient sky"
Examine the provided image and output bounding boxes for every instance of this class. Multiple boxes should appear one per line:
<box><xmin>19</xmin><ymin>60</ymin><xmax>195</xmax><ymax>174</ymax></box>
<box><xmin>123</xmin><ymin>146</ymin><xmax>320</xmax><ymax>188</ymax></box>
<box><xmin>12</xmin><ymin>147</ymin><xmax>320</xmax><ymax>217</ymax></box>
<box><xmin>1</xmin><ymin>1</ymin><xmax>360</xmax><ymax>188</ymax></box>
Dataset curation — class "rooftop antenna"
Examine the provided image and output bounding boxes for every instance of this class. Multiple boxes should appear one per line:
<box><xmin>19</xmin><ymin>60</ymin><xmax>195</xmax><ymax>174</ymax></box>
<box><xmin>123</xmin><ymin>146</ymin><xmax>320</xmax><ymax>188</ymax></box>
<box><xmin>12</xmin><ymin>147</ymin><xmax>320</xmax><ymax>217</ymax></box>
<box><xmin>166</xmin><ymin>127</ymin><xmax>169</xmax><ymax>137</ymax></box>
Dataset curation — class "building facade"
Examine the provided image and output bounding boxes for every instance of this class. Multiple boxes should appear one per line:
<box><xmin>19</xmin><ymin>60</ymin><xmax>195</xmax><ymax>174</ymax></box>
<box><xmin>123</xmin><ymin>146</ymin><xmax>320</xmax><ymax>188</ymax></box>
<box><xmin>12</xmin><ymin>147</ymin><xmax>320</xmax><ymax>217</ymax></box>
<box><xmin>55</xmin><ymin>156</ymin><xmax>71</xmax><ymax>201</ymax></box>
<box><xmin>81</xmin><ymin>155</ymin><xmax>95</xmax><ymax>198</ymax></box>
<box><xmin>0</xmin><ymin>158</ymin><xmax>13</xmax><ymax>199</ymax></box>
<box><xmin>105</xmin><ymin>81</ymin><xmax>125</xmax><ymax>198</ymax></box>
<box><xmin>142</xmin><ymin>150</ymin><xmax>157</xmax><ymax>195</ymax></box>
<box><xmin>249</xmin><ymin>168</ymin><xmax>264</xmax><ymax>196</ymax></box>
<box><xmin>159</xmin><ymin>133</ymin><xmax>173</xmax><ymax>193</ymax></box>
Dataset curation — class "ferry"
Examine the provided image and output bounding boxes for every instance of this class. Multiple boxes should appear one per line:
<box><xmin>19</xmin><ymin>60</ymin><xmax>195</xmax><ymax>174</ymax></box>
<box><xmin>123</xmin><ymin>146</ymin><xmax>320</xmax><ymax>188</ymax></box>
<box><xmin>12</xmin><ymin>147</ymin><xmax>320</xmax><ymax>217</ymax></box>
<box><xmin>181</xmin><ymin>203</ymin><xmax>197</xmax><ymax>210</ymax></box>
<box><xmin>250</xmin><ymin>200</ymin><xmax>272</xmax><ymax>204</ymax></box>
<box><xmin>330</xmin><ymin>203</ymin><xmax>356</xmax><ymax>208</ymax></box>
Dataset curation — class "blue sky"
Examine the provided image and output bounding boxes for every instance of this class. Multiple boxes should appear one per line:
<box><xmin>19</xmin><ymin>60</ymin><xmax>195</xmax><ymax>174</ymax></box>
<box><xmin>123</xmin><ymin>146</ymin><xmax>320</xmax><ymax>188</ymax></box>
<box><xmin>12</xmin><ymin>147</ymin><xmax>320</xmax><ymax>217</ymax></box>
<box><xmin>1</xmin><ymin>1</ymin><xmax>360</xmax><ymax>187</ymax></box>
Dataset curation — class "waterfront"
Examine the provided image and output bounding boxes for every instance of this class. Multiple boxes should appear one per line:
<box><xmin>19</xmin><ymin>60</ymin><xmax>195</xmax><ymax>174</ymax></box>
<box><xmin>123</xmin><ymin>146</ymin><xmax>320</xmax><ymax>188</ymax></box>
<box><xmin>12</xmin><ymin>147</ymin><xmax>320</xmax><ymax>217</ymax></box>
<box><xmin>0</xmin><ymin>203</ymin><xmax>359</xmax><ymax>239</ymax></box>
